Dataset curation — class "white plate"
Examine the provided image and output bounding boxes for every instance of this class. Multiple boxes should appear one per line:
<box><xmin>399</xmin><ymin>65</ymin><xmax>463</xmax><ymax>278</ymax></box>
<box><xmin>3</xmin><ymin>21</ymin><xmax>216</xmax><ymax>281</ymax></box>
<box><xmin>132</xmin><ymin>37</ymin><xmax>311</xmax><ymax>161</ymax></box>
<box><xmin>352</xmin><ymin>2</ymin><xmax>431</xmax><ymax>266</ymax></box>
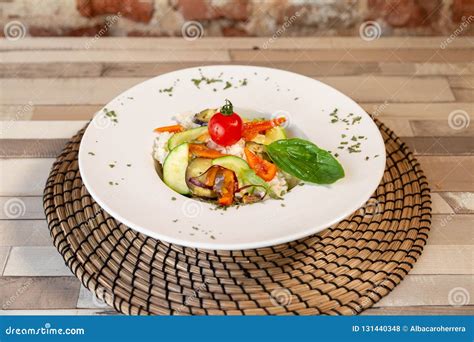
<box><xmin>78</xmin><ymin>65</ymin><xmax>386</xmax><ymax>250</ymax></box>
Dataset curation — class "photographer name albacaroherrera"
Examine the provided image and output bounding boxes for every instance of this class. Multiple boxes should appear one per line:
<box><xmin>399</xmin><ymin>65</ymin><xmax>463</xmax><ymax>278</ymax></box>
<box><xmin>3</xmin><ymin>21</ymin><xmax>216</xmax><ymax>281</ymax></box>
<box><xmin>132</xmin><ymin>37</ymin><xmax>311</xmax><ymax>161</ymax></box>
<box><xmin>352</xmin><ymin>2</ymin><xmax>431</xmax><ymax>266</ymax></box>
<box><xmin>410</xmin><ymin>325</ymin><xmax>466</xmax><ymax>333</ymax></box>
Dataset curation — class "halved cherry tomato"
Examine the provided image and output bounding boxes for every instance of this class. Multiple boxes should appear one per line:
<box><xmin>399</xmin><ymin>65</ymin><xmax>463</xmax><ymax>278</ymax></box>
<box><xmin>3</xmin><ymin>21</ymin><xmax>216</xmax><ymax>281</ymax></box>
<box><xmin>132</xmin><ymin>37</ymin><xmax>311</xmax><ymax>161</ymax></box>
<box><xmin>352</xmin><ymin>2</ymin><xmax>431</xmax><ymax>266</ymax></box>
<box><xmin>189</xmin><ymin>144</ymin><xmax>226</xmax><ymax>159</ymax></box>
<box><xmin>153</xmin><ymin>124</ymin><xmax>184</xmax><ymax>133</ymax></box>
<box><xmin>244</xmin><ymin>148</ymin><xmax>277</xmax><ymax>181</ymax></box>
<box><xmin>208</xmin><ymin>100</ymin><xmax>243</xmax><ymax>146</ymax></box>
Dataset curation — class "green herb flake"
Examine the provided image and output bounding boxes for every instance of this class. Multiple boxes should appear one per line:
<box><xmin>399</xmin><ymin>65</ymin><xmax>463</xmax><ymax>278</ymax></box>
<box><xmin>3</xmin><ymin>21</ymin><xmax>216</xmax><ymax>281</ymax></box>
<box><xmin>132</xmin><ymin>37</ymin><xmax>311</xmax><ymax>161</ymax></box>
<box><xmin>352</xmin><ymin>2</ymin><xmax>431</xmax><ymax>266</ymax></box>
<box><xmin>109</xmin><ymin>164</ymin><xmax>115</xmax><ymax>168</ymax></box>
<box><xmin>224</xmin><ymin>81</ymin><xmax>232</xmax><ymax>90</ymax></box>
<box><xmin>171</xmin><ymin>197</ymin><xmax>177</xmax><ymax>201</ymax></box>
<box><xmin>126</xmin><ymin>164</ymin><xmax>132</xmax><ymax>167</ymax></box>
<box><xmin>88</xmin><ymin>152</ymin><xmax>95</xmax><ymax>156</ymax></box>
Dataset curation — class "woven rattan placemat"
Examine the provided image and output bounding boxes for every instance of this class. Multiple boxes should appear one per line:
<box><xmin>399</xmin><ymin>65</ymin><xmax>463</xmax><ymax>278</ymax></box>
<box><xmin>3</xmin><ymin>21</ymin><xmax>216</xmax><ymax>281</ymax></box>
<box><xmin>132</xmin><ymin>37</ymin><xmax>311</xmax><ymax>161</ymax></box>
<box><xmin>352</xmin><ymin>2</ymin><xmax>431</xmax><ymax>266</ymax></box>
<box><xmin>43</xmin><ymin>120</ymin><xmax>431</xmax><ymax>315</ymax></box>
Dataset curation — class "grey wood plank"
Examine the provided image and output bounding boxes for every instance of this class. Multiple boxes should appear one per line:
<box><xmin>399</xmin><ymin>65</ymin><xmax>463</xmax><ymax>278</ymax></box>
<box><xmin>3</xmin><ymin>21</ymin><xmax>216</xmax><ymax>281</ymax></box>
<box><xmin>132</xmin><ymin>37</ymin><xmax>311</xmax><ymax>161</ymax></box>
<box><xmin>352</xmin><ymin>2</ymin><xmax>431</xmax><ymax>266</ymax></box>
<box><xmin>0</xmin><ymin>308</ymin><xmax>119</xmax><ymax>315</ymax></box>
<box><xmin>411</xmin><ymin>119</ymin><xmax>474</xmax><ymax>137</ymax></box>
<box><xmin>0</xmin><ymin>139</ymin><xmax>68</xmax><ymax>158</ymax></box>
<box><xmin>0</xmin><ymin>220</ymin><xmax>52</xmax><ymax>247</ymax></box>
<box><xmin>0</xmin><ymin>247</ymin><xmax>10</xmax><ymax>275</ymax></box>
<box><xmin>374</xmin><ymin>275</ymin><xmax>473</xmax><ymax>307</ymax></box>
<box><xmin>1</xmin><ymin>37</ymin><xmax>472</xmax><ymax>51</ymax></box>
<box><xmin>403</xmin><ymin>137</ymin><xmax>474</xmax><ymax>155</ymax></box>
<box><xmin>362</xmin><ymin>305</ymin><xmax>474</xmax><ymax>315</ymax></box>
<box><xmin>0</xmin><ymin>197</ymin><xmax>45</xmax><ymax>219</ymax></box>
<box><xmin>0</xmin><ymin>276</ymin><xmax>80</xmax><ymax>310</ymax></box>
<box><xmin>3</xmin><ymin>246</ymin><xmax>72</xmax><ymax>276</ymax></box>
<box><xmin>439</xmin><ymin>192</ymin><xmax>474</xmax><ymax>214</ymax></box>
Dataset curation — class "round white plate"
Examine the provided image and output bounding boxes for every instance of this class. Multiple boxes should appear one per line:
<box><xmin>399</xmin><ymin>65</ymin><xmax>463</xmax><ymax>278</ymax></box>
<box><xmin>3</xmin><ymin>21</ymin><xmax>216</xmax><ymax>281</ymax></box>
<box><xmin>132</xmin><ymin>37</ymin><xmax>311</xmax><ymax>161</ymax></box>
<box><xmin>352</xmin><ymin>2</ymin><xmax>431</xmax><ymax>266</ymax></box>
<box><xmin>78</xmin><ymin>65</ymin><xmax>386</xmax><ymax>250</ymax></box>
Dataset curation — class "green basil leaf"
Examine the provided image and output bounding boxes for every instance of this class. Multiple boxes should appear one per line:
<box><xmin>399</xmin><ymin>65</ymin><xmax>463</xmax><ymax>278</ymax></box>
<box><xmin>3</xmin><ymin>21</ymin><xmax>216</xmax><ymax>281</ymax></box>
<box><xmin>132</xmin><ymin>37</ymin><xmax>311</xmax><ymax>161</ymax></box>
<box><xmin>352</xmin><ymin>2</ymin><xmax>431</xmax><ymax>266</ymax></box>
<box><xmin>266</xmin><ymin>138</ymin><xmax>345</xmax><ymax>184</ymax></box>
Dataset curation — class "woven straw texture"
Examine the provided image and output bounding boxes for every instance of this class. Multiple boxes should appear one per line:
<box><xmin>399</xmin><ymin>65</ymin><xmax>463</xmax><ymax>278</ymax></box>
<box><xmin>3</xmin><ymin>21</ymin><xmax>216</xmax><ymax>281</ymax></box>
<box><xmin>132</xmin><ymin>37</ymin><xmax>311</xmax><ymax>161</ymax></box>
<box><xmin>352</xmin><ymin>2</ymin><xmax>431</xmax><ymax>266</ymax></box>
<box><xmin>43</xmin><ymin>120</ymin><xmax>431</xmax><ymax>315</ymax></box>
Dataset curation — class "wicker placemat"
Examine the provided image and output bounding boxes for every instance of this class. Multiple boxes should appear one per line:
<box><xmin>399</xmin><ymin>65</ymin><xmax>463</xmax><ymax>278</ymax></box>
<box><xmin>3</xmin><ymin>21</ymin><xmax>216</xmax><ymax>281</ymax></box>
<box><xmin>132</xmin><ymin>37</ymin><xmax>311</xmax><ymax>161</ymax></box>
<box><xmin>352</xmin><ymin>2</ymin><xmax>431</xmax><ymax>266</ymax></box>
<box><xmin>43</xmin><ymin>119</ymin><xmax>431</xmax><ymax>315</ymax></box>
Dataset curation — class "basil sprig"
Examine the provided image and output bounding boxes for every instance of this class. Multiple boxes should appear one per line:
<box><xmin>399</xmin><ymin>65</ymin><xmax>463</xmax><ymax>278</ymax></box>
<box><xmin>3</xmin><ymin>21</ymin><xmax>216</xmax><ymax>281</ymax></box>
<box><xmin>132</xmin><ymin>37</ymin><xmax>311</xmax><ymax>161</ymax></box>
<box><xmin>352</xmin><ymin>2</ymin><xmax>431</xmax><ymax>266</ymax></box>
<box><xmin>266</xmin><ymin>138</ymin><xmax>345</xmax><ymax>184</ymax></box>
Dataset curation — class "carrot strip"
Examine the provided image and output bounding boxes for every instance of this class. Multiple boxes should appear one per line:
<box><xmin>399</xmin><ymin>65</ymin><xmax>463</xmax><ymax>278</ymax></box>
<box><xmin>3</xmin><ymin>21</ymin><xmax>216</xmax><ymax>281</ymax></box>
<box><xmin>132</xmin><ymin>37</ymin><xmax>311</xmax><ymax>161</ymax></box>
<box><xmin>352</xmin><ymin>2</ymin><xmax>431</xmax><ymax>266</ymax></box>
<box><xmin>244</xmin><ymin>148</ymin><xmax>277</xmax><ymax>181</ymax></box>
<box><xmin>189</xmin><ymin>144</ymin><xmax>226</xmax><ymax>159</ymax></box>
<box><xmin>153</xmin><ymin>124</ymin><xmax>184</xmax><ymax>133</ymax></box>
<box><xmin>242</xmin><ymin>117</ymin><xmax>286</xmax><ymax>141</ymax></box>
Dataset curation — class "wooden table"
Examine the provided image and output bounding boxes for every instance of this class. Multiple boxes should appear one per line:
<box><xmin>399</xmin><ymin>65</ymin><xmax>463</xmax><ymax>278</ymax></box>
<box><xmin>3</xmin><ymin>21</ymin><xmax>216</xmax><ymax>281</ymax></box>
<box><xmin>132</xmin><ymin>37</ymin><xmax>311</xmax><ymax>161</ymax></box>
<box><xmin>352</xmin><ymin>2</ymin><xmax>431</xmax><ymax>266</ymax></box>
<box><xmin>0</xmin><ymin>37</ymin><xmax>472</xmax><ymax>315</ymax></box>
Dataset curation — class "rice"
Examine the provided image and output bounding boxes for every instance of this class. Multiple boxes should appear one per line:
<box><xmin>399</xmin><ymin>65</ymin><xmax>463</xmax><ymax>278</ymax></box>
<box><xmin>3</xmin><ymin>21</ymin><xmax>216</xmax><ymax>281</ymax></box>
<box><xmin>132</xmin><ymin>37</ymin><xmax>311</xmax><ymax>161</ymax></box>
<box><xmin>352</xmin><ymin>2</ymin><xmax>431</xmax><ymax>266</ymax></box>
<box><xmin>207</xmin><ymin>138</ymin><xmax>246</xmax><ymax>159</ymax></box>
<box><xmin>173</xmin><ymin>111</ymin><xmax>199</xmax><ymax>129</ymax></box>
<box><xmin>267</xmin><ymin>171</ymin><xmax>288</xmax><ymax>197</ymax></box>
<box><xmin>152</xmin><ymin>131</ymin><xmax>173</xmax><ymax>165</ymax></box>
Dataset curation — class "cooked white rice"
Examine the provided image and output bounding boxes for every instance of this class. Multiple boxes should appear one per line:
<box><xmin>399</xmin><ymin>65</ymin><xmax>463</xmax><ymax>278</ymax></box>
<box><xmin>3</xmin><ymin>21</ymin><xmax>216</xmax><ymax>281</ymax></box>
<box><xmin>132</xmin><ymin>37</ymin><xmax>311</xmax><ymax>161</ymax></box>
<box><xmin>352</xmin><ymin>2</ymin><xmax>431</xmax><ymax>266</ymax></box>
<box><xmin>152</xmin><ymin>131</ymin><xmax>173</xmax><ymax>165</ymax></box>
<box><xmin>173</xmin><ymin>111</ymin><xmax>199</xmax><ymax>129</ymax></box>
<box><xmin>207</xmin><ymin>138</ymin><xmax>246</xmax><ymax>159</ymax></box>
<box><xmin>268</xmin><ymin>171</ymin><xmax>288</xmax><ymax>197</ymax></box>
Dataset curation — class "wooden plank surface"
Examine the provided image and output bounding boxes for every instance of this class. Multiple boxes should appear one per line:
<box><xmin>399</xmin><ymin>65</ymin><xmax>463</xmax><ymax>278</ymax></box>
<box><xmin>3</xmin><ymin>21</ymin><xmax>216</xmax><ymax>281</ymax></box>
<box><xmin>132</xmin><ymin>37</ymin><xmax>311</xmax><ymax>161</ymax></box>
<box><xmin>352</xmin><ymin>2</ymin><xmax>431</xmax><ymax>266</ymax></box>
<box><xmin>0</xmin><ymin>37</ymin><xmax>472</xmax><ymax>316</ymax></box>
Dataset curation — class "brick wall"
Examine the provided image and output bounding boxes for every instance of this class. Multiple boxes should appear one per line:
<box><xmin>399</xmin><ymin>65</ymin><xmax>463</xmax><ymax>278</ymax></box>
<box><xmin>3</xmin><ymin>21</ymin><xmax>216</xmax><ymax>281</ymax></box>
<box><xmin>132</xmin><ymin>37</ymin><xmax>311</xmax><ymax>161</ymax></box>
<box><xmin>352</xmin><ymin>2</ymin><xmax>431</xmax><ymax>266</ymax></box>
<box><xmin>1</xmin><ymin>0</ymin><xmax>473</xmax><ymax>38</ymax></box>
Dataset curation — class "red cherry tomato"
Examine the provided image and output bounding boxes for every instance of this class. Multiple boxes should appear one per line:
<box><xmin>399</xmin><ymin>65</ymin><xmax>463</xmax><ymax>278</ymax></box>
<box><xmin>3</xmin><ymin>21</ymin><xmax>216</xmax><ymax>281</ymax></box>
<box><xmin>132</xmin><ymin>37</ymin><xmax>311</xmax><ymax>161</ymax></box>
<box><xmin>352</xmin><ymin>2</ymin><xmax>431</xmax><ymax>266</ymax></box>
<box><xmin>208</xmin><ymin>100</ymin><xmax>243</xmax><ymax>146</ymax></box>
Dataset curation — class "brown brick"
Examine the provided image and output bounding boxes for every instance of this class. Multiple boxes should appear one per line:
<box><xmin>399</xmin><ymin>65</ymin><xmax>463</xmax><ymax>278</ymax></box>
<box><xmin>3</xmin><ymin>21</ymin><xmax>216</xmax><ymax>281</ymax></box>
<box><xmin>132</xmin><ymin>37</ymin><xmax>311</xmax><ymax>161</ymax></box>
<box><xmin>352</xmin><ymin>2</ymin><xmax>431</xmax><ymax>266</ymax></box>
<box><xmin>452</xmin><ymin>0</ymin><xmax>474</xmax><ymax>22</ymax></box>
<box><xmin>367</xmin><ymin>0</ymin><xmax>442</xmax><ymax>27</ymax></box>
<box><xmin>76</xmin><ymin>0</ymin><xmax>154</xmax><ymax>23</ymax></box>
<box><xmin>177</xmin><ymin>0</ymin><xmax>249</xmax><ymax>21</ymax></box>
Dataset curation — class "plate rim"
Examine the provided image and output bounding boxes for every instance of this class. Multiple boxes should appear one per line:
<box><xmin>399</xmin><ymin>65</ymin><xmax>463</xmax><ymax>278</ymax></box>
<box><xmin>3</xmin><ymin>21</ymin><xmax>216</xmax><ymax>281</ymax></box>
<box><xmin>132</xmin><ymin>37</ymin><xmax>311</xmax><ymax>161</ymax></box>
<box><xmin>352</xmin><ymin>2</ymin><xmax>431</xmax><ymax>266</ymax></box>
<box><xmin>78</xmin><ymin>64</ymin><xmax>387</xmax><ymax>250</ymax></box>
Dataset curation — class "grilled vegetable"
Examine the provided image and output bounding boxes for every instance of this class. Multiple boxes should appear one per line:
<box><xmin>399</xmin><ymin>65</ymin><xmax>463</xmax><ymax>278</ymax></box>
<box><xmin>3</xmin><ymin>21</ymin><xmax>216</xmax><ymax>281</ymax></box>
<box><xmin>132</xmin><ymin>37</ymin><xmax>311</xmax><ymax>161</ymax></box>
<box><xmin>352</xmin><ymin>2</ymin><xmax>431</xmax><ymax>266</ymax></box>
<box><xmin>185</xmin><ymin>158</ymin><xmax>217</xmax><ymax>198</ymax></box>
<box><xmin>194</xmin><ymin>108</ymin><xmax>217</xmax><ymax>125</ymax></box>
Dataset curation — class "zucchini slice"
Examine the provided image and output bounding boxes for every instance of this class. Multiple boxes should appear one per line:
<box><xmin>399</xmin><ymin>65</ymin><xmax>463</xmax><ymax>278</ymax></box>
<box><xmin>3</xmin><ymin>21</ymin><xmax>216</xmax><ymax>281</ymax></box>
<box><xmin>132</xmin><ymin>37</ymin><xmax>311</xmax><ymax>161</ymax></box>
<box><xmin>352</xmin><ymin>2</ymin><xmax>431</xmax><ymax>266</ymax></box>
<box><xmin>168</xmin><ymin>126</ymin><xmax>207</xmax><ymax>150</ymax></box>
<box><xmin>163</xmin><ymin>143</ymin><xmax>190</xmax><ymax>195</ymax></box>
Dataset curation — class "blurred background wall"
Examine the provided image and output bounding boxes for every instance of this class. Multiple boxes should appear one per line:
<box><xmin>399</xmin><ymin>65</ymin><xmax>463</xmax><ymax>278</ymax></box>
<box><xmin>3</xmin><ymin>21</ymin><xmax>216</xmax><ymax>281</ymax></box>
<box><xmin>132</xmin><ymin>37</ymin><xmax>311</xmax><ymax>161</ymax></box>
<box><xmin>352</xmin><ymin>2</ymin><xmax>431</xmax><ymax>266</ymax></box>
<box><xmin>1</xmin><ymin>0</ymin><xmax>473</xmax><ymax>38</ymax></box>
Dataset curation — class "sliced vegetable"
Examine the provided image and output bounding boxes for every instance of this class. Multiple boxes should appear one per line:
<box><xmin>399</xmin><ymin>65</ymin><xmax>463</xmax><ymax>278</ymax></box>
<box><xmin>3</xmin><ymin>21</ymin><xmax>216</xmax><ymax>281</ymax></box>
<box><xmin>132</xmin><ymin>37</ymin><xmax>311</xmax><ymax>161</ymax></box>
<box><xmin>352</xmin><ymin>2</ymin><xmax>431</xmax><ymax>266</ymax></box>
<box><xmin>212</xmin><ymin>156</ymin><xmax>278</xmax><ymax>198</ymax></box>
<box><xmin>264</xmin><ymin>126</ymin><xmax>287</xmax><ymax>144</ymax></box>
<box><xmin>185</xmin><ymin>158</ymin><xmax>217</xmax><ymax>198</ymax></box>
<box><xmin>168</xmin><ymin>126</ymin><xmax>207</xmax><ymax>150</ymax></box>
<box><xmin>244</xmin><ymin>147</ymin><xmax>277</xmax><ymax>181</ymax></box>
<box><xmin>245</xmin><ymin>141</ymin><xmax>267</xmax><ymax>159</ymax></box>
<box><xmin>163</xmin><ymin>143</ymin><xmax>190</xmax><ymax>194</ymax></box>
<box><xmin>154</xmin><ymin>124</ymin><xmax>184</xmax><ymax>133</ymax></box>
<box><xmin>189</xmin><ymin>144</ymin><xmax>225</xmax><ymax>159</ymax></box>
<box><xmin>266</xmin><ymin>138</ymin><xmax>345</xmax><ymax>184</ymax></box>
<box><xmin>214</xmin><ymin>168</ymin><xmax>237</xmax><ymax>206</ymax></box>
<box><xmin>212</xmin><ymin>155</ymin><xmax>249</xmax><ymax>176</ymax></box>
<box><xmin>194</xmin><ymin>108</ymin><xmax>217</xmax><ymax>125</ymax></box>
<box><xmin>242</xmin><ymin>117</ymin><xmax>286</xmax><ymax>141</ymax></box>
